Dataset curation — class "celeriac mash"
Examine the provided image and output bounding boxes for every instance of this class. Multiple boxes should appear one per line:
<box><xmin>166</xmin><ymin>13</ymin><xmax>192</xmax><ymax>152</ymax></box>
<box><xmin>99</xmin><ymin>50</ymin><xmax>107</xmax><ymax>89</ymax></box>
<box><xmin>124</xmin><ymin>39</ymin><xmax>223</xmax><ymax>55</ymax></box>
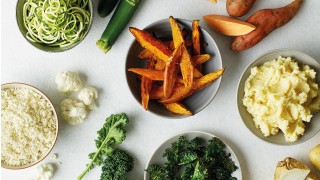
<box><xmin>243</xmin><ymin>56</ymin><xmax>320</xmax><ymax>142</ymax></box>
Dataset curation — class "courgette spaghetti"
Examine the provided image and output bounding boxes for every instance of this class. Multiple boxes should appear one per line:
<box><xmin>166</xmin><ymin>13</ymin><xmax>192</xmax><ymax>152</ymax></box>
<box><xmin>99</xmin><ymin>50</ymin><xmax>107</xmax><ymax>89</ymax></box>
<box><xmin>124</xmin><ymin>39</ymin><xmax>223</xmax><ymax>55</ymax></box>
<box><xmin>23</xmin><ymin>0</ymin><xmax>91</xmax><ymax>47</ymax></box>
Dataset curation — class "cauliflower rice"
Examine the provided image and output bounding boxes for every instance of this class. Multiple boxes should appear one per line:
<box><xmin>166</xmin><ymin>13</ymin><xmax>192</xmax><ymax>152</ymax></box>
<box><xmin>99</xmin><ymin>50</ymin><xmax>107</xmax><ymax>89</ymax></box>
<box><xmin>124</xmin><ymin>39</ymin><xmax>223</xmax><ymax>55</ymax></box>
<box><xmin>1</xmin><ymin>86</ymin><xmax>57</xmax><ymax>166</ymax></box>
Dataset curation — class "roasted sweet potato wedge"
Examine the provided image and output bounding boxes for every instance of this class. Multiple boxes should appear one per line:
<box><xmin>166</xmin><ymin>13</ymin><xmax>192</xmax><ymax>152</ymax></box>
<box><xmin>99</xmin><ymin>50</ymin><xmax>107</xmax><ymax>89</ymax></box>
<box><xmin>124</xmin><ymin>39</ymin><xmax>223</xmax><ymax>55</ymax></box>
<box><xmin>164</xmin><ymin>102</ymin><xmax>192</xmax><ymax>116</ymax></box>
<box><xmin>192</xmin><ymin>54</ymin><xmax>212</xmax><ymax>67</ymax></box>
<box><xmin>129</xmin><ymin>27</ymin><xmax>171</xmax><ymax>62</ymax></box>
<box><xmin>169</xmin><ymin>16</ymin><xmax>185</xmax><ymax>48</ymax></box>
<box><xmin>159</xmin><ymin>67</ymin><xmax>225</xmax><ymax>103</ymax></box>
<box><xmin>180</xmin><ymin>44</ymin><xmax>194</xmax><ymax>89</ymax></box>
<box><xmin>164</xmin><ymin>44</ymin><xmax>182</xmax><ymax>98</ymax></box>
<box><xmin>192</xmin><ymin>20</ymin><xmax>201</xmax><ymax>55</ymax></box>
<box><xmin>141</xmin><ymin>60</ymin><xmax>155</xmax><ymax>110</ymax></box>
<box><xmin>128</xmin><ymin>68</ymin><xmax>164</xmax><ymax>80</ymax></box>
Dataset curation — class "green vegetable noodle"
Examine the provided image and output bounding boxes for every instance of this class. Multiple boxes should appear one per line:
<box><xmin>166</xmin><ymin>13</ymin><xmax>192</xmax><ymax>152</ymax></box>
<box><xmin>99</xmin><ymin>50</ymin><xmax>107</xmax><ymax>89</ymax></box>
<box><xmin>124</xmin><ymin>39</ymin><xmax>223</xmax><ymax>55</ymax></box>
<box><xmin>146</xmin><ymin>136</ymin><xmax>238</xmax><ymax>180</ymax></box>
<box><xmin>96</xmin><ymin>0</ymin><xmax>142</xmax><ymax>53</ymax></box>
<box><xmin>23</xmin><ymin>0</ymin><xmax>91</xmax><ymax>47</ymax></box>
<box><xmin>78</xmin><ymin>113</ymin><xmax>129</xmax><ymax>180</ymax></box>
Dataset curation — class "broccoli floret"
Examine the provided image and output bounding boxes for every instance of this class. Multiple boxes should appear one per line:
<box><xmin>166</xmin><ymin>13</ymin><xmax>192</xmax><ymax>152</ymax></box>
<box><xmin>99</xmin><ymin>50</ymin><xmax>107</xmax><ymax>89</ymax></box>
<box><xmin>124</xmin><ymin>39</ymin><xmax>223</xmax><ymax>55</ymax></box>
<box><xmin>100</xmin><ymin>149</ymin><xmax>134</xmax><ymax>180</ymax></box>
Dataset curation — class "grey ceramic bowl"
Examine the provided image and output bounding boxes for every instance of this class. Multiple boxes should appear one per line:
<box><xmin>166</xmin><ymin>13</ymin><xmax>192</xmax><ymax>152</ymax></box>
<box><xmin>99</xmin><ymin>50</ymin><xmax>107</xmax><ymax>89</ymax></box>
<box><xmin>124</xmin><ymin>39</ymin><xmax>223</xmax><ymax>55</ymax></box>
<box><xmin>125</xmin><ymin>18</ymin><xmax>223</xmax><ymax>119</ymax></box>
<box><xmin>237</xmin><ymin>49</ymin><xmax>320</xmax><ymax>145</ymax></box>
<box><xmin>16</xmin><ymin>0</ymin><xmax>93</xmax><ymax>52</ymax></box>
<box><xmin>144</xmin><ymin>131</ymin><xmax>242</xmax><ymax>179</ymax></box>
<box><xmin>1</xmin><ymin>83</ymin><xmax>58</xmax><ymax>169</ymax></box>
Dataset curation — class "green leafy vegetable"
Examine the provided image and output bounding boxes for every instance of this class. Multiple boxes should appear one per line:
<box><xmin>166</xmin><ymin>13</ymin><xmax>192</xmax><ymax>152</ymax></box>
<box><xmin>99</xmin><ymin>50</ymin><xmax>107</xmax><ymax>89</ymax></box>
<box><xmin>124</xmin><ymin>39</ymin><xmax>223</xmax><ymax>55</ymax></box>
<box><xmin>146</xmin><ymin>136</ymin><xmax>238</xmax><ymax>180</ymax></box>
<box><xmin>78</xmin><ymin>113</ymin><xmax>129</xmax><ymax>180</ymax></box>
<box><xmin>100</xmin><ymin>149</ymin><xmax>134</xmax><ymax>180</ymax></box>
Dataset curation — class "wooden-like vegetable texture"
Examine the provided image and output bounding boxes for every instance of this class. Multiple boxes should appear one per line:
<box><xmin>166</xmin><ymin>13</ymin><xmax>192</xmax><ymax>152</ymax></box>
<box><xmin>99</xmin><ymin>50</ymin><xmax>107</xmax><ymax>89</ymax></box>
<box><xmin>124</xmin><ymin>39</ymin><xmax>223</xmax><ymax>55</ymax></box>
<box><xmin>226</xmin><ymin>0</ymin><xmax>256</xmax><ymax>17</ymax></box>
<box><xmin>231</xmin><ymin>0</ymin><xmax>303</xmax><ymax>52</ymax></box>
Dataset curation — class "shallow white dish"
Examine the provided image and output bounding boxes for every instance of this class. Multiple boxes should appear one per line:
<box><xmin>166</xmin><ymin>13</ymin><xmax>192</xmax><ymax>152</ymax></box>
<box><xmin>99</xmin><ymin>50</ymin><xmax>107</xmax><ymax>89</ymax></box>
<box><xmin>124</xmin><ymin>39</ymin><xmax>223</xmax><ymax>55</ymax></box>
<box><xmin>144</xmin><ymin>131</ymin><xmax>242</xmax><ymax>179</ymax></box>
<box><xmin>237</xmin><ymin>48</ymin><xmax>320</xmax><ymax>145</ymax></box>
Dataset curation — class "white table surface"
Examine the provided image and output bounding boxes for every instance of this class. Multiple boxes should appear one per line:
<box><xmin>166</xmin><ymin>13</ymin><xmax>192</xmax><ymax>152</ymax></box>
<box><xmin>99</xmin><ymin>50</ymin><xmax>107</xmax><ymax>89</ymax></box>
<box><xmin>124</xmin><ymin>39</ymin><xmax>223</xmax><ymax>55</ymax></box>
<box><xmin>2</xmin><ymin>0</ymin><xmax>320</xmax><ymax>179</ymax></box>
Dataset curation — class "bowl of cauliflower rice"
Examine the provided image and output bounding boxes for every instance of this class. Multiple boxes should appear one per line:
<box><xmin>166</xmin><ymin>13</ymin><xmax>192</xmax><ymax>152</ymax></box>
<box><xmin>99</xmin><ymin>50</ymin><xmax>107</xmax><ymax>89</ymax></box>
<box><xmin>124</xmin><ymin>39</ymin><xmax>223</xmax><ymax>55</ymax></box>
<box><xmin>1</xmin><ymin>82</ymin><xmax>58</xmax><ymax>169</ymax></box>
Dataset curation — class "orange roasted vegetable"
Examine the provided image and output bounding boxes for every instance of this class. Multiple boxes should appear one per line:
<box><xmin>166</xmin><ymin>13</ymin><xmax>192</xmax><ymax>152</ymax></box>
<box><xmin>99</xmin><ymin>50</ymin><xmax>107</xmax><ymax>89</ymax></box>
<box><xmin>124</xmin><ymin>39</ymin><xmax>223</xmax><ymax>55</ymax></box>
<box><xmin>159</xmin><ymin>67</ymin><xmax>225</xmax><ymax>103</ymax></box>
<box><xmin>129</xmin><ymin>27</ymin><xmax>171</xmax><ymax>62</ymax></box>
<box><xmin>169</xmin><ymin>16</ymin><xmax>184</xmax><ymax>48</ymax></box>
<box><xmin>192</xmin><ymin>54</ymin><xmax>212</xmax><ymax>67</ymax></box>
<box><xmin>231</xmin><ymin>0</ymin><xmax>303</xmax><ymax>52</ymax></box>
<box><xmin>192</xmin><ymin>20</ymin><xmax>201</xmax><ymax>55</ymax></box>
<box><xmin>180</xmin><ymin>44</ymin><xmax>194</xmax><ymax>89</ymax></box>
<box><xmin>164</xmin><ymin>102</ymin><xmax>192</xmax><ymax>116</ymax></box>
<box><xmin>128</xmin><ymin>68</ymin><xmax>164</xmax><ymax>80</ymax></box>
<box><xmin>141</xmin><ymin>60</ymin><xmax>154</xmax><ymax>110</ymax></box>
<box><xmin>164</xmin><ymin>44</ymin><xmax>182</xmax><ymax>98</ymax></box>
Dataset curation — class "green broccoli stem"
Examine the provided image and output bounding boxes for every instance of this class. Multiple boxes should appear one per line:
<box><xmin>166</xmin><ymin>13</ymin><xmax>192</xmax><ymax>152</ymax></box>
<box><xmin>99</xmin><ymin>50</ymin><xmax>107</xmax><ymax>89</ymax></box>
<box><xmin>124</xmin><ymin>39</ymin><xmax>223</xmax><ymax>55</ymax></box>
<box><xmin>77</xmin><ymin>120</ymin><xmax>124</xmax><ymax>180</ymax></box>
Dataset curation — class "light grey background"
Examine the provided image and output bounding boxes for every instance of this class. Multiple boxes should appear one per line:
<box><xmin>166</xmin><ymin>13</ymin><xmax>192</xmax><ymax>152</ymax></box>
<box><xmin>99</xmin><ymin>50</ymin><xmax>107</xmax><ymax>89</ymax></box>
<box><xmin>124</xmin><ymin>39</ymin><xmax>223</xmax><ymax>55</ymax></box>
<box><xmin>2</xmin><ymin>0</ymin><xmax>320</xmax><ymax>179</ymax></box>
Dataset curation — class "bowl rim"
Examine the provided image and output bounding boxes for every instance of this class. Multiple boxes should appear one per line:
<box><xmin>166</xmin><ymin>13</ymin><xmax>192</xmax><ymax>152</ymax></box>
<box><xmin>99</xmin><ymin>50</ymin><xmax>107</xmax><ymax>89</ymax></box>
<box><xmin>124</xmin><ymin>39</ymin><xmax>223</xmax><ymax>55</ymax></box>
<box><xmin>125</xmin><ymin>17</ymin><xmax>223</xmax><ymax>119</ymax></box>
<box><xmin>1</xmin><ymin>82</ymin><xmax>59</xmax><ymax>169</ymax></box>
<box><xmin>15</xmin><ymin>0</ymin><xmax>94</xmax><ymax>53</ymax></box>
<box><xmin>236</xmin><ymin>48</ymin><xmax>320</xmax><ymax>146</ymax></box>
<box><xmin>143</xmin><ymin>130</ymin><xmax>242</xmax><ymax>180</ymax></box>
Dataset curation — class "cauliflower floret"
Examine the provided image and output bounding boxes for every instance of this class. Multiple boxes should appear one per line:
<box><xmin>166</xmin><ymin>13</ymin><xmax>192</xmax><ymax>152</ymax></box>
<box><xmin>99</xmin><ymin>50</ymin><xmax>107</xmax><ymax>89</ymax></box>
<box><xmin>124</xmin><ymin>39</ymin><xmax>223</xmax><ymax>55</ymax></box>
<box><xmin>55</xmin><ymin>71</ymin><xmax>83</xmax><ymax>92</ymax></box>
<box><xmin>78</xmin><ymin>87</ymin><xmax>98</xmax><ymax>109</ymax></box>
<box><xmin>61</xmin><ymin>99</ymin><xmax>88</xmax><ymax>125</ymax></box>
<box><xmin>34</xmin><ymin>163</ymin><xmax>55</xmax><ymax>180</ymax></box>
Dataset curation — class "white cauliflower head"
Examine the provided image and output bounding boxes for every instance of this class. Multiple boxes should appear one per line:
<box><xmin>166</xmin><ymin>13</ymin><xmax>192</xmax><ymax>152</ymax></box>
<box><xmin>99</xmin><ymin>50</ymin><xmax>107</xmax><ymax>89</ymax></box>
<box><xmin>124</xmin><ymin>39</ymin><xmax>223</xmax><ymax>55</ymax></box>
<box><xmin>34</xmin><ymin>163</ymin><xmax>54</xmax><ymax>180</ymax></box>
<box><xmin>55</xmin><ymin>71</ymin><xmax>83</xmax><ymax>92</ymax></box>
<box><xmin>78</xmin><ymin>87</ymin><xmax>98</xmax><ymax>109</ymax></box>
<box><xmin>61</xmin><ymin>99</ymin><xmax>88</xmax><ymax>125</ymax></box>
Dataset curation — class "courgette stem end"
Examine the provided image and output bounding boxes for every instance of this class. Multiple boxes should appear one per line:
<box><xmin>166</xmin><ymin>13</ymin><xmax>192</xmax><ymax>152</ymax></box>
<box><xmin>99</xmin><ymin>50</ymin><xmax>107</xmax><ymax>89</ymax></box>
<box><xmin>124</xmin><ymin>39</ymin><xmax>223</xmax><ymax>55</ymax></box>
<box><xmin>96</xmin><ymin>39</ymin><xmax>112</xmax><ymax>53</ymax></box>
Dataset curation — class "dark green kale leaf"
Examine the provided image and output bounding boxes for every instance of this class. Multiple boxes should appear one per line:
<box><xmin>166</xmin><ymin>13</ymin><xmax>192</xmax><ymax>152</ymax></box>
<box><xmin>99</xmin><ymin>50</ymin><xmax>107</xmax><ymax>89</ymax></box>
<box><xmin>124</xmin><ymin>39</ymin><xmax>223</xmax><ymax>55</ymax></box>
<box><xmin>100</xmin><ymin>149</ymin><xmax>134</xmax><ymax>180</ymax></box>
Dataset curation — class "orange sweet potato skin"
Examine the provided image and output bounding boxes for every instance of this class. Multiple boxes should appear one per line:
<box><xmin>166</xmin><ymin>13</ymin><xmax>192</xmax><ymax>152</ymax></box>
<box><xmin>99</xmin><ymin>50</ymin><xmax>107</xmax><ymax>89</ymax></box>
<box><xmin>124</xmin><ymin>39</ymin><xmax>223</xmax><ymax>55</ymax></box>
<box><xmin>231</xmin><ymin>0</ymin><xmax>303</xmax><ymax>52</ymax></box>
<box><xmin>227</xmin><ymin>0</ymin><xmax>256</xmax><ymax>17</ymax></box>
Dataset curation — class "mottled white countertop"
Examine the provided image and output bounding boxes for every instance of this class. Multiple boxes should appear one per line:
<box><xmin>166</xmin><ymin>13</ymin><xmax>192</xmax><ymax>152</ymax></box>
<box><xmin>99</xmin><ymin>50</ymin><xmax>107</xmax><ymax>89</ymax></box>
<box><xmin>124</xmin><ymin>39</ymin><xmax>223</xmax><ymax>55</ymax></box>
<box><xmin>2</xmin><ymin>0</ymin><xmax>320</xmax><ymax>179</ymax></box>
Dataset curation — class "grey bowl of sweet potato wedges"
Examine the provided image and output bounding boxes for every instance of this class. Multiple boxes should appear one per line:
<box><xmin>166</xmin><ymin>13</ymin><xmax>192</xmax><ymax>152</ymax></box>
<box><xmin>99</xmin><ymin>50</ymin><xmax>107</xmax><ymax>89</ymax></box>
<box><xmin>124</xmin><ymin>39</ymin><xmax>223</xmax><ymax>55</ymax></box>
<box><xmin>125</xmin><ymin>17</ymin><xmax>224</xmax><ymax>118</ymax></box>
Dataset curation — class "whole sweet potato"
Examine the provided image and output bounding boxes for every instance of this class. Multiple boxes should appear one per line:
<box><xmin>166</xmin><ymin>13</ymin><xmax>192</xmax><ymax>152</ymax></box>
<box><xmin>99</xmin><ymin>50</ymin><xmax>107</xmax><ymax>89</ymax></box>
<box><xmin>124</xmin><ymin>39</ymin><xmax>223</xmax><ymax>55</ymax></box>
<box><xmin>231</xmin><ymin>0</ymin><xmax>303</xmax><ymax>52</ymax></box>
<box><xmin>227</xmin><ymin>0</ymin><xmax>256</xmax><ymax>17</ymax></box>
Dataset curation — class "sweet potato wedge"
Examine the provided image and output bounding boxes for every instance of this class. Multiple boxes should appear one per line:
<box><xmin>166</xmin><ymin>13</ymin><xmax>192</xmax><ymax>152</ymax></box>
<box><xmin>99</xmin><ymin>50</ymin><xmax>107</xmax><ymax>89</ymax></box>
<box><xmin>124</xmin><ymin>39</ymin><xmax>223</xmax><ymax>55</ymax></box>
<box><xmin>226</xmin><ymin>0</ymin><xmax>256</xmax><ymax>17</ymax></box>
<box><xmin>231</xmin><ymin>0</ymin><xmax>303</xmax><ymax>51</ymax></box>
<box><xmin>129</xmin><ymin>27</ymin><xmax>171</xmax><ymax>62</ymax></box>
<box><xmin>141</xmin><ymin>60</ymin><xmax>154</xmax><ymax>110</ymax></box>
<box><xmin>128</xmin><ymin>68</ymin><xmax>164</xmax><ymax>80</ymax></box>
<box><xmin>164</xmin><ymin>44</ymin><xmax>182</xmax><ymax>98</ymax></box>
<box><xmin>192</xmin><ymin>20</ymin><xmax>201</xmax><ymax>55</ymax></box>
<box><xmin>203</xmin><ymin>14</ymin><xmax>256</xmax><ymax>36</ymax></box>
<box><xmin>164</xmin><ymin>102</ymin><xmax>192</xmax><ymax>116</ymax></box>
<box><xmin>169</xmin><ymin>16</ymin><xmax>185</xmax><ymax>48</ymax></box>
<box><xmin>192</xmin><ymin>54</ymin><xmax>212</xmax><ymax>67</ymax></box>
<box><xmin>159</xmin><ymin>67</ymin><xmax>225</xmax><ymax>103</ymax></box>
<box><xmin>180</xmin><ymin>44</ymin><xmax>194</xmax><ymax>90</ymax></box>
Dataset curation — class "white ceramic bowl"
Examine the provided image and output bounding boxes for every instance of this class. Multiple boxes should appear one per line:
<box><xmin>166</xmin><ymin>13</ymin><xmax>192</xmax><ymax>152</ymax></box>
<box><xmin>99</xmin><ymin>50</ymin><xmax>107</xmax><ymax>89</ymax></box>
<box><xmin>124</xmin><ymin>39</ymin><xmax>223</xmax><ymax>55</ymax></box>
<box><xmin>237</xmin><ymin>49</ymin><xmax>320</xmax><ymax>145</ymax></box>
<box><xmin>144</xmin><ymin>131</ymin><xmax>242</xmax><ymax>179</ymax></box>
<box><xmin>125</xmin><ymin>18</ymin><xmax>223</xmax><ymax>119</ymax></box>
<box><xmin>1</xmin><ymin>82</ymin><xmax>58</xmax><ymax>169</ymax></box>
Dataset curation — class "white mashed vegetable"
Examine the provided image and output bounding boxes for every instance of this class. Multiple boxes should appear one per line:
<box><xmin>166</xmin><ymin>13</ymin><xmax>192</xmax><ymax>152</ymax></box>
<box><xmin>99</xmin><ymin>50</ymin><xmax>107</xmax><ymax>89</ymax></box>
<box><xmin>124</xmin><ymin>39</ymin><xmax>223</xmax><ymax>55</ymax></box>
<box><xmin>243</xmin><ymin>56</ymin><xmax>320</xmax><ymax>142</ymax></box>
<box><xmin>1</xmin><ymin>87</ymin><xmax>57</xmax><ymax>166</ymax></box>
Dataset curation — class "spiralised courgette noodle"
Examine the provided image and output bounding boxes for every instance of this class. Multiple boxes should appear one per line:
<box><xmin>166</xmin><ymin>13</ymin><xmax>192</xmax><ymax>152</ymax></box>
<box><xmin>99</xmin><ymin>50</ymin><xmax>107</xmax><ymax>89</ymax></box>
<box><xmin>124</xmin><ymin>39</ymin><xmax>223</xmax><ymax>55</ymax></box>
<box><xmin>23</xmin><ymin>0</ymin><xmax>91</xmax><ymax>47</ymax></box>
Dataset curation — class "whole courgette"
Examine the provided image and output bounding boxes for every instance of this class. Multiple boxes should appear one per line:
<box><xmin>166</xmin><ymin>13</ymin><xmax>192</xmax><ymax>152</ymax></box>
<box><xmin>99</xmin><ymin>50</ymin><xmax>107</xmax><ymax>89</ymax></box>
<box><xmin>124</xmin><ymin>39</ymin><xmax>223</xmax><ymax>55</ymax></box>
<box><xmin>98</xmin><ymin>0</ymin><xmax>119</xmax><ymax>18</ymax></box>
<box><xmin>97</xmin><ymin>0</ymin><xmax>142</xmax><ymax>53</ymax></box>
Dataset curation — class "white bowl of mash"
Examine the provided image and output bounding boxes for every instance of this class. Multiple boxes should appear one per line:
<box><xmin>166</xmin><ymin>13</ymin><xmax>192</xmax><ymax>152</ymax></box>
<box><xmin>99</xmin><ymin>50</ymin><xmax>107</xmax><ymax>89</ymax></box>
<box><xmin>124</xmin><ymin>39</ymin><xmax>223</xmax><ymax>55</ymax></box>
<box><xmin>237</xmin><ymin>49</ymin><xmax>320</xmax><ymax>145</ymax></box>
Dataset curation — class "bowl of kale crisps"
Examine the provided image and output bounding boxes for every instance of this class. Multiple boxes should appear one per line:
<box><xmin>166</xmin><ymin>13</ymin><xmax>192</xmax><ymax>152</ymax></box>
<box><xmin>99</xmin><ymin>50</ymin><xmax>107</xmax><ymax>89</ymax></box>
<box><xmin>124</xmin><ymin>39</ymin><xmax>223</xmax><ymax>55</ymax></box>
<box><xmin>144</xmin><ymin>131</ymin><xmax>242</xmax><ymax>179</ymax></box>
